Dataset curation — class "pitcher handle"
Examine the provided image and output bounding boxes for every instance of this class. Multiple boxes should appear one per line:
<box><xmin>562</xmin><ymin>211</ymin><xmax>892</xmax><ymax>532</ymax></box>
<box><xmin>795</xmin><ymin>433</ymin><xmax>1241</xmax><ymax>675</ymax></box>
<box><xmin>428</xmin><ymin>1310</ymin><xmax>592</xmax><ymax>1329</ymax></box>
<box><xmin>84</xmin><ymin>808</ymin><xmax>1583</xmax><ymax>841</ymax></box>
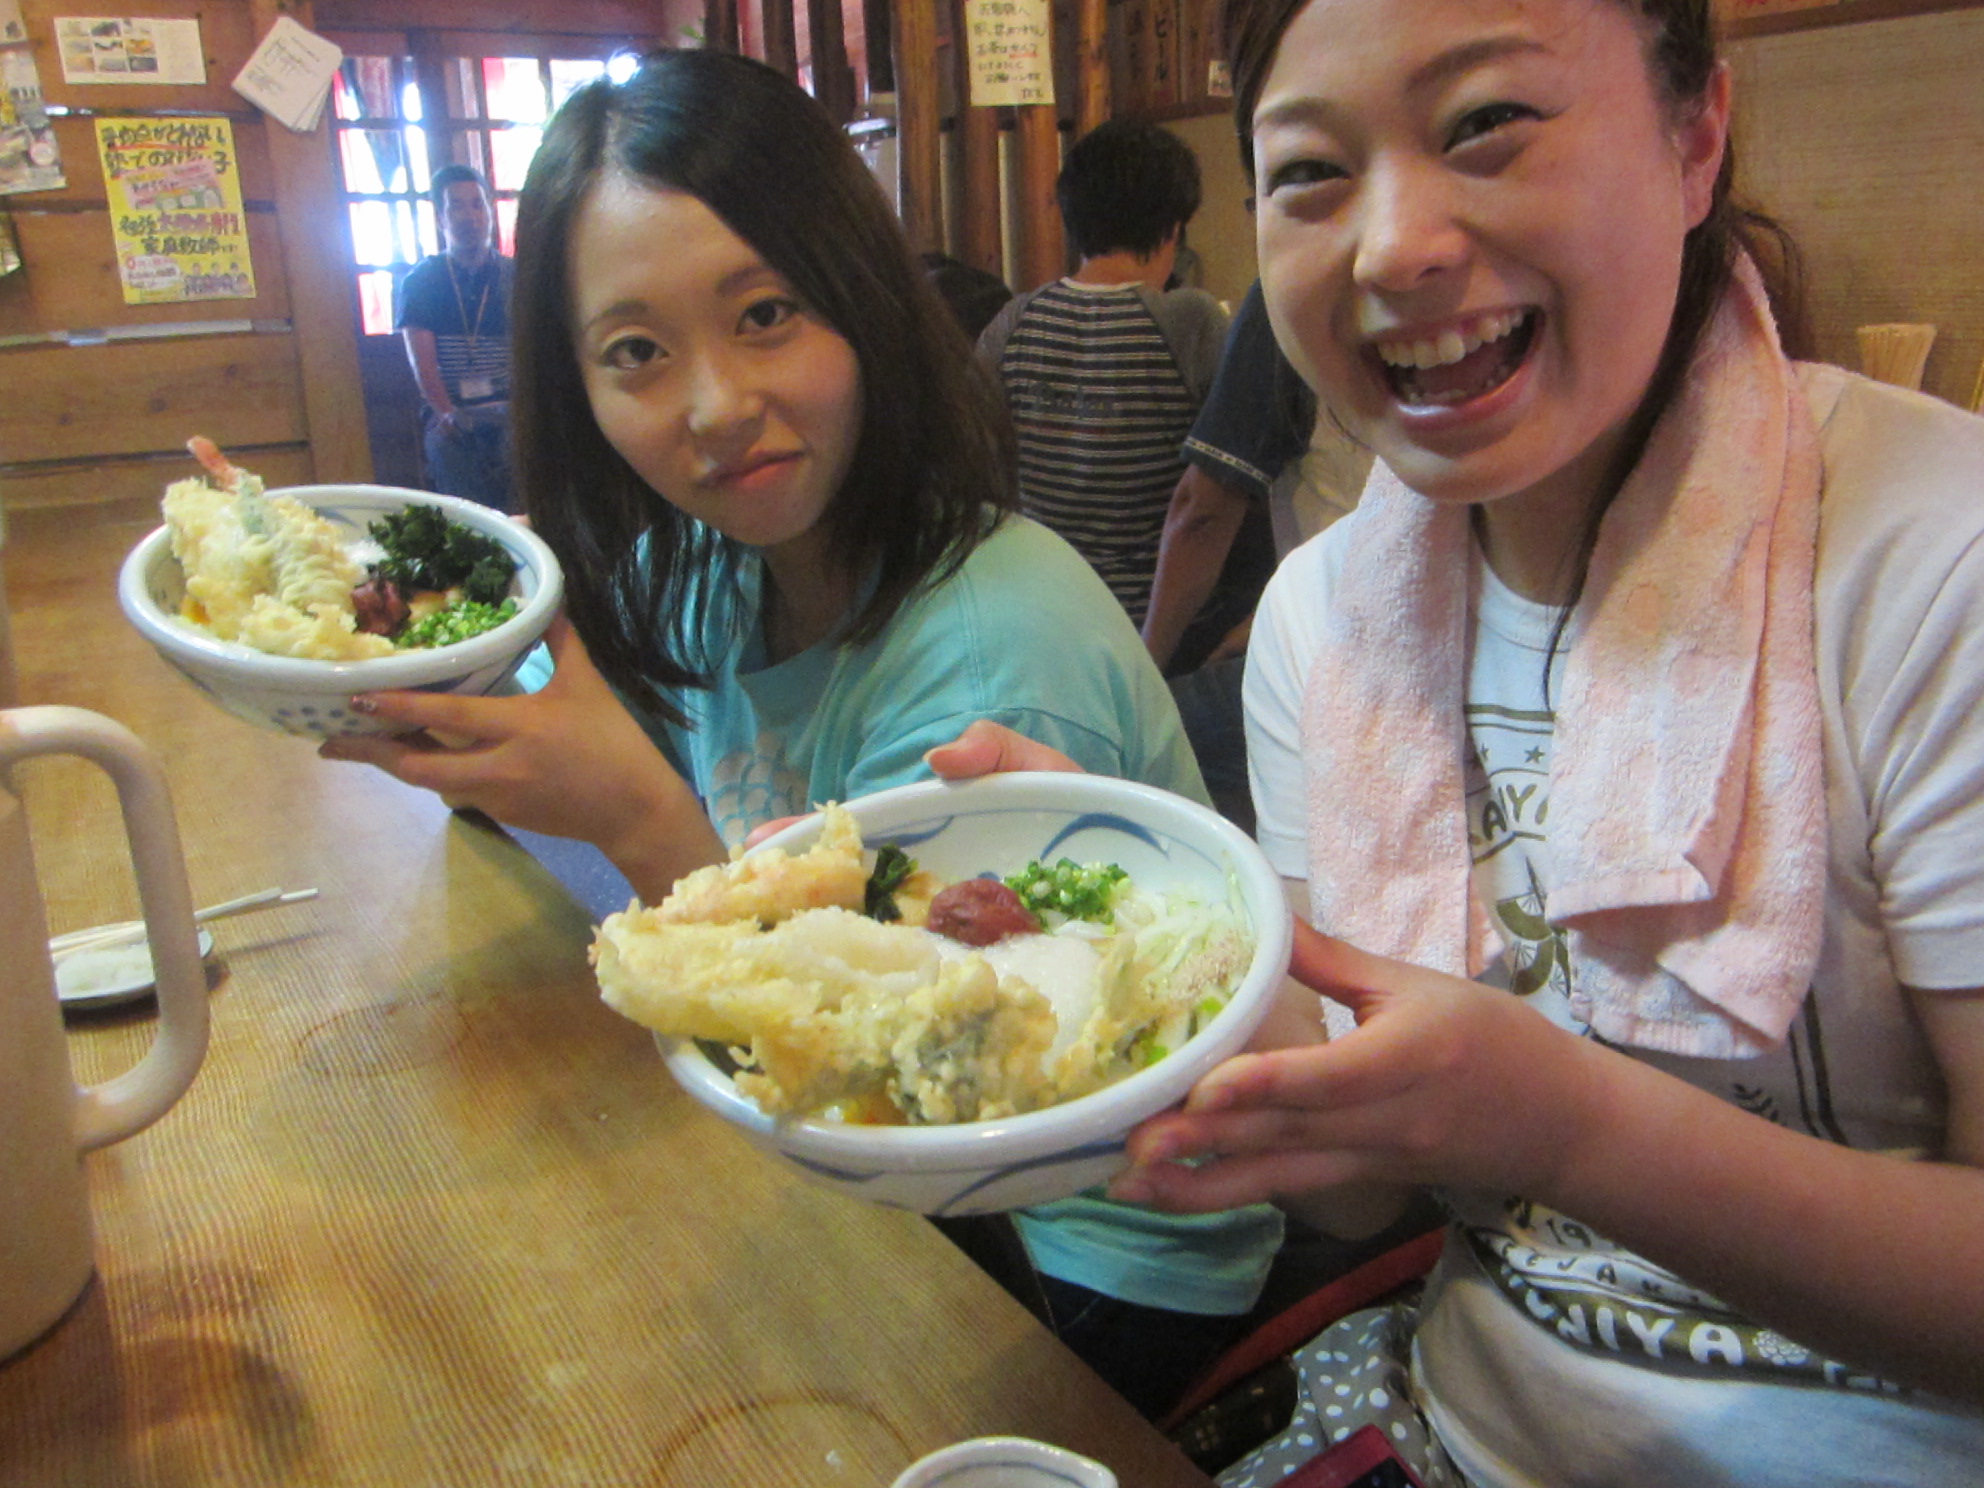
<box><xmin>0</xmin><ymin>706</ymin><xmax>208</xmax><ymax>1151</ymax></box>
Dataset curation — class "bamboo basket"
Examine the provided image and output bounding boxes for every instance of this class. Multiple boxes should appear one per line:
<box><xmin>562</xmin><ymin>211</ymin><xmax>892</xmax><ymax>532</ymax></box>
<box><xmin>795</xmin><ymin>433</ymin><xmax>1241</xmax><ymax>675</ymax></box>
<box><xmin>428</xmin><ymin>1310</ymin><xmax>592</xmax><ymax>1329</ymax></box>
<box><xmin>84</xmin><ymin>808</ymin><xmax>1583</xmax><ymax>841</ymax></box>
<box><xmin>1855</xmin><ymin>323</ymin><xmax>1937</xmax><ymax>391</ymax></box>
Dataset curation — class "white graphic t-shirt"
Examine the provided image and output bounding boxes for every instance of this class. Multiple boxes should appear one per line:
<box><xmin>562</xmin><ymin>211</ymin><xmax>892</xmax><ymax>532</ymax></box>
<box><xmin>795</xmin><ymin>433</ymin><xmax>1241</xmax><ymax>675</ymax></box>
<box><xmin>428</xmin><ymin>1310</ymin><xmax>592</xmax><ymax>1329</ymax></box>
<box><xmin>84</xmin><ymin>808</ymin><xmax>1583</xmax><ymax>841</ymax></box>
<box><xmin>1453</xmin><ymin>554</ymin><xmax>1891</xmax><ymax>1390</ymax></box>
<box><xmin>1244</xmin><ymin>366</ymin><xmax>1984</xmax><ymax>1485</ymax></box>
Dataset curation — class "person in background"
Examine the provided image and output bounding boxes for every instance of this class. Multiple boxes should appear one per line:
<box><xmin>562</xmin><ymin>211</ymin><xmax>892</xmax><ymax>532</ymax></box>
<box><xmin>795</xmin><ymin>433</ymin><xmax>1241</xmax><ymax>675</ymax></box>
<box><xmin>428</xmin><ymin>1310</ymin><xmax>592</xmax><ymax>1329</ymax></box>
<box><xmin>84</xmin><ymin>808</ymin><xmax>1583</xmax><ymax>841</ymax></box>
<box><xmin>397</xmin><ymin>164</ymin><xmax>515</xmax><ymax>511</ymax></box>
<box><xmin>324</xmin><ymin>50</ymin><xmax>1284</xmax><ymax>1421</ymax></box>
<box><xmin>936</xmin><ymin>0</ymin><xmax>1984</xmax><ymax>1476</ymax></box>
<box><xmin>1142</xmin><ymin>282</ymin><xmax>1330</xmax><ymax>833</ymax></box>
<box><xmin>979</xmin><ymin>120</ymin><xmax>1229</xmax><ymax>629</ymax></box>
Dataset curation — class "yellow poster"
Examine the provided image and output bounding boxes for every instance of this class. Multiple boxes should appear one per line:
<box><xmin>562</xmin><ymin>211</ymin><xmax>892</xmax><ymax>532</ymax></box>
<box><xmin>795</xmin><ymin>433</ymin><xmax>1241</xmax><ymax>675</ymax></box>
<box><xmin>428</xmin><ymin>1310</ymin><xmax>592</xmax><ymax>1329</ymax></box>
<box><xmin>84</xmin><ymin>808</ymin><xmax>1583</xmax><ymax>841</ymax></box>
<box><xmin>94</xmin><ymin>116</ymin><xmax>255</xmax><ymax>304</ymax></box>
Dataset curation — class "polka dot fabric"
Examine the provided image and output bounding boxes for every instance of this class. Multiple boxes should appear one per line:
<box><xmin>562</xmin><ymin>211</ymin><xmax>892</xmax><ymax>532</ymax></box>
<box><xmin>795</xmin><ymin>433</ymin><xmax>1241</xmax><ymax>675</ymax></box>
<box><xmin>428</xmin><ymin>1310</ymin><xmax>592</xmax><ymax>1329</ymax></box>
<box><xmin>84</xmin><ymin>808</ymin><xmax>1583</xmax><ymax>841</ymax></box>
<box><xmin>1215</xmin><ymin>1298</ymin><xmax>1466</xmax><ymax>1487</ymax></box>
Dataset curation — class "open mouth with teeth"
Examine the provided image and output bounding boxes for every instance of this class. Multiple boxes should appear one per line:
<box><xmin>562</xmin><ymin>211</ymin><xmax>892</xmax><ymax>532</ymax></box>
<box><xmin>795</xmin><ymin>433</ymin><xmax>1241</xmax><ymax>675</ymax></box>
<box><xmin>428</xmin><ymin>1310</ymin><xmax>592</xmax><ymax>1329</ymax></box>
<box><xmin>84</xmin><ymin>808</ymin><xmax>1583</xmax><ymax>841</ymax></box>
<box><xmin>1375</xmin><ymin>309</ymin><xmax>1539</xmax><ymax>407</ymax></box>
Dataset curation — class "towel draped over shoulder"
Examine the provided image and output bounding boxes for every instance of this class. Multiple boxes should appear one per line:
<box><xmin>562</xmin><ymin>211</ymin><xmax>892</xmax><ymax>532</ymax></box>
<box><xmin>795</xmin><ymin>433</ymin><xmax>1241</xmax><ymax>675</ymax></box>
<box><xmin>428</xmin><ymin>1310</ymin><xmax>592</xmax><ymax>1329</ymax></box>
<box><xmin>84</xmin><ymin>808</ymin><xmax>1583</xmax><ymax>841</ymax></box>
<box><xmin>1299</xmin><ymin>257</ymin><xmax>1826</xmax><ymax>1058</ymax></box>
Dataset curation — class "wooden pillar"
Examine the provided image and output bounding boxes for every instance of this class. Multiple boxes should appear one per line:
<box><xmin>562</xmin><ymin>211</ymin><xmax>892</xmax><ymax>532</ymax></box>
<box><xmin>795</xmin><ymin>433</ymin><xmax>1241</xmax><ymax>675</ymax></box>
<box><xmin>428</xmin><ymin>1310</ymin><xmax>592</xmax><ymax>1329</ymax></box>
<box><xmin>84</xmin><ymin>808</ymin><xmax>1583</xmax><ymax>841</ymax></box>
<box><xmin>948</xmin><ymin>0</ymin><xmax>1001</xmax><ymax>276</ymax></box>
<box><xmin>1013</xmin><ymin>106</ymin><xmax>1063</xmax><ymax>290</ymax></box>
<box><xmin>865</xmin><ymin>0</ymin><xmax>896</xmax><ymax>93</ymax></box>
<box><xmin>251</xmin><ymin>0</ymin><xmax>372</xmax><ymax>482</ymax></box>
<box><xmin>705</xmin><ymin>0</ymin><xmax>741</xmax><ymax>52</ymax></box>
<box><xmin>1075</xmin><ymin>0</ymin><xmax>1109</xmax><ymax>139</ymax></box>
<box><xmin>892</xmin><ymin>0</ymin><xmax>943</xmax><ymax>251</ymax></box>
<box><xmin>808</xmin><ymin>0</ymin><xmax>857</xmax><ymax>121</ymax></box>
<box><xmin>763</xmin><ymin>0</ymin><xmax>800</xmax><ymax>76</ymax></box>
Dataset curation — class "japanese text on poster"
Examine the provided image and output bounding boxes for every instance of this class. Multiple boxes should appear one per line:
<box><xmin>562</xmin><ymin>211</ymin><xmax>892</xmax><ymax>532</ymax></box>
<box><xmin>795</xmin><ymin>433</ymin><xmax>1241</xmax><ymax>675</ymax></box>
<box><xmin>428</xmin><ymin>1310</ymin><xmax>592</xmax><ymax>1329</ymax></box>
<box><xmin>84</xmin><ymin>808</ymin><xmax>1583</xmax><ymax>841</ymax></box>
<box><xmin>2</xmin><ymin>49</ymin><xmax>66</xmax><ymax>193</ymax></box>
<box><xmin>965</xmin><ymin>0</ymin><xmax>1054</xmax><ymax>107</ymax></box>
<box><xmin>95</xmin><ymin>117</ymin><xmax>256</xmax><ymax>303</ymax></box>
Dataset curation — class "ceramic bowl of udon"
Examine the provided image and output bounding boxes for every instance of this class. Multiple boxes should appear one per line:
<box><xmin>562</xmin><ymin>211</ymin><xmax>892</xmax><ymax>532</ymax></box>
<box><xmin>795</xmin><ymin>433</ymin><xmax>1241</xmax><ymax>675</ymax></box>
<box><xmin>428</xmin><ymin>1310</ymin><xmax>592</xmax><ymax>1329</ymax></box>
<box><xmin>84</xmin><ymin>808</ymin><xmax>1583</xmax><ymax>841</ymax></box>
<box><xmin>660</xmin><ymin>772</ymin><xmax>1294</xmax><ymax>1216</ymax></box>
<box><xmin>119</xmin><ymin>485</ymin><xmax>561</xmax><ymax>739</ymax></box>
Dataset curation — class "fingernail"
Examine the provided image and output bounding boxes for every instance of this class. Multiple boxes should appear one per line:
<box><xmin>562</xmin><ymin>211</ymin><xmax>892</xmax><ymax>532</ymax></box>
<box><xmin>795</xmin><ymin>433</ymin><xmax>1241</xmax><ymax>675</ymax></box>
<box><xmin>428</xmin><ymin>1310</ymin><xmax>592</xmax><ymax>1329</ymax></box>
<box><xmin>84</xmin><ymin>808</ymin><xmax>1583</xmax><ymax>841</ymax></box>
<box><xmin>1135</xmin><ymin>1134</ymin><xmax>1178</xmax><ymax>1164</ymax></box>
<box><xmin>1108</xmin><ymin>1171</ymin><xmax>1155</xmax><ymax>1203</ymax></box>
<box><xmin>349</xmin><ymin>695</ymin><xmax>377</xmax><ymax>715</ymax></box>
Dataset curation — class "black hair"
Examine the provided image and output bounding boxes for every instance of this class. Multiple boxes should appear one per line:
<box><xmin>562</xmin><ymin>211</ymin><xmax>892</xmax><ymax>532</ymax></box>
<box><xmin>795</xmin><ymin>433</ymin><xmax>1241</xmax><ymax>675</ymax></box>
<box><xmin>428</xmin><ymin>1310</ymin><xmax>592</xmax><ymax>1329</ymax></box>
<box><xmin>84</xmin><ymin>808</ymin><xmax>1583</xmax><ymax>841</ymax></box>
<box><xmin>1220</xmin><ymin>0</ymin><xmax>1808</xmax><ymax>673</ymax></box>
<box><xmin>1055</xmin><ymin>119</ymin><xmax>1203</xmax><ymax>262</ymax></box>
<box><xmin>429</xmin><ymin>163</ymin><xmax>491</xmax><ymax>212</ymax></box>
<box><xmin>922</xmin><ymin>251</ymin><xmax>1014</xmax><ymax>342</ymax></box>
<box><xmin>509</xmin><ymin>49</ymin><xmax>1014</xmax><ymax>723</ymax></box>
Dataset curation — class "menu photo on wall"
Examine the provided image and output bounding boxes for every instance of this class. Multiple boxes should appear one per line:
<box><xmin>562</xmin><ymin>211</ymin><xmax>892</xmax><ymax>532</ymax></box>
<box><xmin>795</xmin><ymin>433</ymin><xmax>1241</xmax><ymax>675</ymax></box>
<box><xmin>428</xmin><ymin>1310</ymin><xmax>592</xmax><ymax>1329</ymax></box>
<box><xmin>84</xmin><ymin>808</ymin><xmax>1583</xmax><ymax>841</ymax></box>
<box><xmin>56</xmin><ymin>16</ymin><xmax>207</xmax><ymax>85</ymax></box>
<box><xmin>94</xmin><ymin>117</ymin><xmax>256</xmax><ymax>304</ymax></box>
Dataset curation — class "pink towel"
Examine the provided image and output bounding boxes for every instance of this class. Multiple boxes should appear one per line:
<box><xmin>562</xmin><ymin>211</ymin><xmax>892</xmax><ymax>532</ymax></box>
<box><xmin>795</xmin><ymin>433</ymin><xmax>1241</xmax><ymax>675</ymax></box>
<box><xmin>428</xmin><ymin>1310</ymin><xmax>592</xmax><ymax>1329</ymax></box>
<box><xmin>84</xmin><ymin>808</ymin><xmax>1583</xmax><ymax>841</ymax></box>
<box><xmin>1299</xmin><ymin>258</ymin><xmax>1826</xmax><ymax>1058</ymax></box>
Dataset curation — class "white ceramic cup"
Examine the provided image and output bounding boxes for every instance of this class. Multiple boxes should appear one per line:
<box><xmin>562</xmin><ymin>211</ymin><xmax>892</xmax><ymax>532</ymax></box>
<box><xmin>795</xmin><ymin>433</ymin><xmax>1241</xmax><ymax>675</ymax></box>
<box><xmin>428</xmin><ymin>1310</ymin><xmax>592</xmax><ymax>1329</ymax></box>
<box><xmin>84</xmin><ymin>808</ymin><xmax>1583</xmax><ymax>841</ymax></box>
<box><xmin>0</xmin><ymin>706</ymin><xmax>208</xmax><ymax>1359</ymax></box>
<box><xmin>890</xmin><ymin>1436</ymin><xmax>1119</xmax><ymax>1488</ymax></box>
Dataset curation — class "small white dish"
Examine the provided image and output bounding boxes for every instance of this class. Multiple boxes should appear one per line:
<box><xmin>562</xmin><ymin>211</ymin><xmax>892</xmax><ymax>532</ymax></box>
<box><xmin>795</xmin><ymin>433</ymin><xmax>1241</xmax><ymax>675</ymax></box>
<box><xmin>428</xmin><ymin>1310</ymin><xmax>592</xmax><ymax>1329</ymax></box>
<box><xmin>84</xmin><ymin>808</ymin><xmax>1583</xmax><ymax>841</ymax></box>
<box><xmin>891</xmin><ymin>1436</ymin><xmax>1117</xmax><ymax>1488</ymax></box>
<box><xmin>54</xmin><ymin>929</ymin><xmax>215</xmax><ymax>1010</ymax></box>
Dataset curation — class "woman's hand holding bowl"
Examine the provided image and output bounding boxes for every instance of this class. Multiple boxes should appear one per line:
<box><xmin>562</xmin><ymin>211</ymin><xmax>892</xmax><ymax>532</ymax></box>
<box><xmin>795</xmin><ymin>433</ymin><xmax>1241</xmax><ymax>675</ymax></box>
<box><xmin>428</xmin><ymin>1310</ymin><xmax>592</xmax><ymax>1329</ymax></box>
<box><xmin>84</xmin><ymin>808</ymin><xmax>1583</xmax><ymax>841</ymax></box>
<box><xmin>1109</xmin><ymin>922</ymin><xmax>1613</xmax><ymax>1215</ymax></box>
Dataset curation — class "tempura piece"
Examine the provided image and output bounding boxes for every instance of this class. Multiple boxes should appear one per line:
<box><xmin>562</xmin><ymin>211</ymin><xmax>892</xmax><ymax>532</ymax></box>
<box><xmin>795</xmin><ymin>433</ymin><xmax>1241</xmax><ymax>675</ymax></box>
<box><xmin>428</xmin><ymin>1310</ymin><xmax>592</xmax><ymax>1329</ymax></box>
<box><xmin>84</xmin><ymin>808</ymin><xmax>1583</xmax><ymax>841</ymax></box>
<box><xmin>164</xmin><ymin>438</ymin><xmax>394</xmax><ymax>661</ymax></box>
<box><xmin>597</xmin><ymin>906</ymin><xmax>1059</xmax><ymax>1121</ymax></box>
<box><xmin>654</xmin><ymin>804</ymin><xmax>870</xmax><ymax>927</ymax></box>
<box><xmin>593</xmin><ymin>803</ymin><xmax>1254</xmax><ymax>1125</ymax></box>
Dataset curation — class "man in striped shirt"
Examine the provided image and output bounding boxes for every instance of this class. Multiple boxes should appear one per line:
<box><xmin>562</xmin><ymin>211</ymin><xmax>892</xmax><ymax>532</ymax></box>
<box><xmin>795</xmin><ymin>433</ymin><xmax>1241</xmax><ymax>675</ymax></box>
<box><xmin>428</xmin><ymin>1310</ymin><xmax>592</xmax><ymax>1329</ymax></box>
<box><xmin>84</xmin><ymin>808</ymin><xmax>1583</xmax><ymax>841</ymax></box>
<box><xmin>978</xmin><ymin>121</ymin><xmax>1229</xmax><ymax>628</ymax></box>
<box><xmin>396</xmin><ymin>164</ymin><xmax>515</xmax><ymax>511</ymax></box>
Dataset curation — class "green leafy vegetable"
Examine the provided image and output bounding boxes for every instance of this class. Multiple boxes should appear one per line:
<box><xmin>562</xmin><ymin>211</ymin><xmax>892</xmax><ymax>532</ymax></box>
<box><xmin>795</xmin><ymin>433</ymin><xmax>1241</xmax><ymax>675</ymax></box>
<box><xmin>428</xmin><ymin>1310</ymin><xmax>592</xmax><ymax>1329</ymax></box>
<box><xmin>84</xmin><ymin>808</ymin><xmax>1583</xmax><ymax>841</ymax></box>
<box><xmin>368</xmin><ymin>504</ymin><xmax>515</xmax><ymax>599</ymax></box>
<box><xmin>1003</xmin><ymin>857</ymin><xmax>1128</xmax><ymax>924</ymax></box>
<box><xmin>393</xmin><ymin>598</ymin><xmax>517</xmax><ymax>649</ymax></box>
<box><xmin>864</xmin><ymin>844</ymin><xmax>916</xmax><ymax>922</ymax></box>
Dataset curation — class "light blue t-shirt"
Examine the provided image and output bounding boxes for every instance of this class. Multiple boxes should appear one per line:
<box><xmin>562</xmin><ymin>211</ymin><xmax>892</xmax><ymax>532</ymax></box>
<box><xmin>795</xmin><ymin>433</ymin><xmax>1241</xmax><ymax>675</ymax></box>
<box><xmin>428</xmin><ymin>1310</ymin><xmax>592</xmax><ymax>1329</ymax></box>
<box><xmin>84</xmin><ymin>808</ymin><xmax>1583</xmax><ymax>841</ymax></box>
<box><xmin>655</xmin><ymin>514</ymin><xmax>1283</xmax><ymax>1316</ymax></box>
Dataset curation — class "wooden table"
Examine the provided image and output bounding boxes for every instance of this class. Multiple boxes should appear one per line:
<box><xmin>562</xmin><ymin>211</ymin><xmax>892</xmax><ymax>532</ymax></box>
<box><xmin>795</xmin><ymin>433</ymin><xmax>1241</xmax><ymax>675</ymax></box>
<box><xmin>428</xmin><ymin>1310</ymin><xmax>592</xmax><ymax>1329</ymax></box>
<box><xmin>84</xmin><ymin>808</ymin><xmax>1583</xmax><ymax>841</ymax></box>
<box><xmin>0</xmin><ymin>497</ymin><xmax>1212</xmax><ymax>1488</ymax></box>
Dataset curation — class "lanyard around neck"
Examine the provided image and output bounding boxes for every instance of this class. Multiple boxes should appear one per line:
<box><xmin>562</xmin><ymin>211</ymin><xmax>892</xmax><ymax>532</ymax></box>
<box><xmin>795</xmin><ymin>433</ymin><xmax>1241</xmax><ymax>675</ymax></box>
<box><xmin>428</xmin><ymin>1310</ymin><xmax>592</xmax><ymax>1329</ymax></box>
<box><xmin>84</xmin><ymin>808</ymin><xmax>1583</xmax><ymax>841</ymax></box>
<box><xmin>444</xmin><ymin>255</ymin><xmax>492</xmax><ymax>352</ymax></box>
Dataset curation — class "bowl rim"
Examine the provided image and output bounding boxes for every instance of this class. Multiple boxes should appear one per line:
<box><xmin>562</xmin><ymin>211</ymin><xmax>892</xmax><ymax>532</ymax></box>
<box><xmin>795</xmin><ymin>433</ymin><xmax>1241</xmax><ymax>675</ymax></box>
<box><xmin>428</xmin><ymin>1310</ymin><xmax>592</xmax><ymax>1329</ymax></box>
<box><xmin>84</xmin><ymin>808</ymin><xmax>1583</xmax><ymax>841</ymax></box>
<box><xmin>891</xmin><ymin>1435</ymin><xmax>1116</xmax><ymax>1488</ymax></box>
<box><xmin>659</xmin><ymin>771</ymin><xmax>1295</xmax><ymax>1166</ymax></box>
<box><xmin>117</xmin><ymin>483</ymin><xmax>563</xmax><ymax>685</ymax></box>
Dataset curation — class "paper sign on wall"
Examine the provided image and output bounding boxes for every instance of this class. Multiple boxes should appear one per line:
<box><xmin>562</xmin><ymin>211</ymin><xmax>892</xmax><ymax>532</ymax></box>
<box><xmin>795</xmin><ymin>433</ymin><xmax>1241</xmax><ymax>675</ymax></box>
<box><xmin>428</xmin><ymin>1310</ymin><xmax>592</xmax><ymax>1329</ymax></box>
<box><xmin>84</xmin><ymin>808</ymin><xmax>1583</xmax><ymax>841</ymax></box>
<box><xmin>95</xmin><ymin>117</ymin><xmax>256</xmax><ymax>303</ymax></box>
<box><xmin>1</xmin><ymin>50</ymin><xmax>65</xmax><ymax>194</ymax></box>
<box><xmin>965</xmin><ymin>0</ymin><xmax>1054</xmax><ymax>108</ymax></box>
<box><xmin>0</xmin><ymin>1</ymin><xmax>27</xmax><ymax>45</ymax></box>
<box><xmin>232</xmin><ymin>16</ymin><xmax>342</xmax><ymax>133</ymax></box>
<box><xmin>57</xmin><ymin>17</ymin><xmax>207</xmax><ymax>85</ymax></box>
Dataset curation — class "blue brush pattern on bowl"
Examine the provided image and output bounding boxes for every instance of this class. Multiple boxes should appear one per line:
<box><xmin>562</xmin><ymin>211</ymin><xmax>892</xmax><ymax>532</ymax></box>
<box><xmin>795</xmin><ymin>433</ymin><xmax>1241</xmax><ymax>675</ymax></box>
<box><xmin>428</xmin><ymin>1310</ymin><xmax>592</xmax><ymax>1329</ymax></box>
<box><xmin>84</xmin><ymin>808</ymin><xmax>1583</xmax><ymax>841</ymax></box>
<box><xmin>660</xmin><ymin>772</ymin><xmax>1294</xmax><ymax>1216</ymax></box>
<box><xmin>118</xmin><ymin>484</ymin><xmax>563</xmax><ymax>738</ymax></box>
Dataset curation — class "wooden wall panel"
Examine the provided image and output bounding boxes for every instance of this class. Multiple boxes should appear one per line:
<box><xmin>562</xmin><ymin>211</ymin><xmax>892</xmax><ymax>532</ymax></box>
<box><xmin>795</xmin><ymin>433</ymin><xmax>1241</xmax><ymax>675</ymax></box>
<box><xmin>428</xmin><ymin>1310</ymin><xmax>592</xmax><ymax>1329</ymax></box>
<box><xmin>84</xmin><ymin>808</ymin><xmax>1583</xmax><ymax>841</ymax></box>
<box><xmin>1729</xmin><ymin>6</ymin><xmax>1984</xmax><ymax>408</ymax></box>
<box><xmin>0</xmin><ymin>445</ymin><xmax>316</xmax><ymax>512</ymax></box>
<box><xmin>0</xmin><ymin>0</ymin><xmax>374</xmax><ymax>511</ymax></box>
<box><xmin>0</xmin><ymin>212</ymin><xmax>291</xmax><ymax>336</ymax></box>
<box><xmin>18</xmin><ymin>0</ymin><xmax>261</xmax><ymax>113</ymax></box>
<box><xmin>0</xmin><ymin>334</ymin><xmax>307</xmax><ymax>464</ymax></box>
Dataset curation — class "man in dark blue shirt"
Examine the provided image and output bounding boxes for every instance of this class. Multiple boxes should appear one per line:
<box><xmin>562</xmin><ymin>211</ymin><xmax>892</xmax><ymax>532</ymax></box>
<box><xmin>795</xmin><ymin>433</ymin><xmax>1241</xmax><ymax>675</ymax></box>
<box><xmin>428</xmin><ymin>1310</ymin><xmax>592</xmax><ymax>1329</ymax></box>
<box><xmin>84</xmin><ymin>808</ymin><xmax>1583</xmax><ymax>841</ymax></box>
<box><xmin>1141</xmin><ymin>283</ymin><xmax>1312</xmax><ymax>833</ymax></box>
<box><xmin>395</xmin><ymin>165</ymin><xmax>515</xmax><ymax>511</ymax></box>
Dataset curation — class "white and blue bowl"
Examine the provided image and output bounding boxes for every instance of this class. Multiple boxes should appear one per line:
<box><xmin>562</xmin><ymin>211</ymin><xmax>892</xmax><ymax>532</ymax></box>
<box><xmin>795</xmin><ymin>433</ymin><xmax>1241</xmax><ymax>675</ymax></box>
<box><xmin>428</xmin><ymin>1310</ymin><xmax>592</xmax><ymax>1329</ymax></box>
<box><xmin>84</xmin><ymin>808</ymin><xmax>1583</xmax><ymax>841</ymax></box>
<box><xmin>119</xmin><ymin>484</ymin><xmax>562</xmax><ymax>739</ymax></box>
<box><xmin>660</xmin><ymin>772</ymin><xmax>1295</xmax><ymax>1216</ymax></box>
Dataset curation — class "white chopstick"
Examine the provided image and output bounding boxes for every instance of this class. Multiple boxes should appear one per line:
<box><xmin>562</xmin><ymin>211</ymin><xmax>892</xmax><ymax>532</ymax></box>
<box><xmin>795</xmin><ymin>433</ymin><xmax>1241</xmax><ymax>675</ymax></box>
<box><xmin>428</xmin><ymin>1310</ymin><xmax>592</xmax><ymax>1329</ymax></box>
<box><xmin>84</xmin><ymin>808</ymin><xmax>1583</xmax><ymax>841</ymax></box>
<box><xmin>49</xmin><ymin>888</ymin><xmax>319</xmax><ymax>957</ymax></box>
